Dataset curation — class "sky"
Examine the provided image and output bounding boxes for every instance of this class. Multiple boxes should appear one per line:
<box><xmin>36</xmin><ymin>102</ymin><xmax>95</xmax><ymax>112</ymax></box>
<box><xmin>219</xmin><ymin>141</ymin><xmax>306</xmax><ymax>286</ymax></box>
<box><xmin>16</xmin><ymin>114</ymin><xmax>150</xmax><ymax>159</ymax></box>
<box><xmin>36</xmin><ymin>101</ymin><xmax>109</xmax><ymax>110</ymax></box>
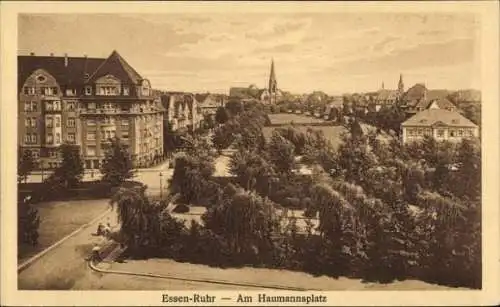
<box><xmin>18</xmin><ymin>13</ymin><xmax>481</xmax><ymax>95</ymax></box>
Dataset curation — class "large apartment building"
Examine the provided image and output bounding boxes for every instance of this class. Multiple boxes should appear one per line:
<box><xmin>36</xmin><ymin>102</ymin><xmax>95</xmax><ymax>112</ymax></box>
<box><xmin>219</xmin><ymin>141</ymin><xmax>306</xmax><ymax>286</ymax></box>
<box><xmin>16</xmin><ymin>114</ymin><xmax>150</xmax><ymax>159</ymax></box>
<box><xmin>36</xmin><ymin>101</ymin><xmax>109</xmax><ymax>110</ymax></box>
<box><xmin>18</xmin><ymin>50</ymin><xmax>164</xmax><ymax>170</ymax></box>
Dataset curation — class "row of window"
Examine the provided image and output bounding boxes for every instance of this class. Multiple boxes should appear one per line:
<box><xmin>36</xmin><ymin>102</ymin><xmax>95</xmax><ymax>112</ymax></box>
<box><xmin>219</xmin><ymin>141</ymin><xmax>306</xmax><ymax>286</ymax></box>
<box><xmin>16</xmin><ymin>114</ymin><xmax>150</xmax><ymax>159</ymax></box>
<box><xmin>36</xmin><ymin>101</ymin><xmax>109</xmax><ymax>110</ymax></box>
<box><xmin>86</xmin><ymin>118</ymin><xmax>129</xmax><ymax>126</ymax></box>
<box><xmin>23</xmin><ymin>87</ymin><xmax>59</xmax><ymax>96</ymax></box>
<box><xmin>24</xmin><ymin>86</ymin><xmax>133</xmax><ymax>97</ymax></box>
<box><xmin>407</xmin><ymin>128</ymin><xmax>475</xmax><ymax>138</ymax></box>
<box><xmin>24</xmin><ymin>101</ymin><xmax>77</xmax><ymax>112</ymax></box>
<box><xmin>24</xmin><ymin>133</ymin><xmax>76</xmax><ymax>144</ymax></box>
<box><xmin>25</xmin><ymin>117</ymin><xmax>76</xmax><ymax>128</ymax></box>
<box><xmin>86</xmin><ymin>130</ymin><xmax>129</xmax><ymax>141</ymax></box>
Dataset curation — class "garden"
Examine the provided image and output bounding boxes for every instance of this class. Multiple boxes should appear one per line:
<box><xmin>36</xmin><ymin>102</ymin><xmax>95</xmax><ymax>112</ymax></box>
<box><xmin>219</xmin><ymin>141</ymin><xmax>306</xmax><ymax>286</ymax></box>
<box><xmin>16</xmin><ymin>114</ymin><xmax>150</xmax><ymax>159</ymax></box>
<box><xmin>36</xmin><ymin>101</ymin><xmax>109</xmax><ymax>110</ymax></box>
<box><xmin>107</xmin><ymin>99</ymin><xmax>481</xmax><ymax>289</ymax></box>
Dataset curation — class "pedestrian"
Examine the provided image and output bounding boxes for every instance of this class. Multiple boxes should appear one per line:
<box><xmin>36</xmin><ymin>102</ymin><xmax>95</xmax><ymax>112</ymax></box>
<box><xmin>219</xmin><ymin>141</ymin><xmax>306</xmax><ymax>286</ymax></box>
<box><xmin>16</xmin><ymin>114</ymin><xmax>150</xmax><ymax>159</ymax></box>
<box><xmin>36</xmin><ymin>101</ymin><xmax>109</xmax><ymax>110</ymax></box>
<box><xmin>96</xmin><ymin>222</ymin><xmax>104</xmax><ymax>236</ymax></box>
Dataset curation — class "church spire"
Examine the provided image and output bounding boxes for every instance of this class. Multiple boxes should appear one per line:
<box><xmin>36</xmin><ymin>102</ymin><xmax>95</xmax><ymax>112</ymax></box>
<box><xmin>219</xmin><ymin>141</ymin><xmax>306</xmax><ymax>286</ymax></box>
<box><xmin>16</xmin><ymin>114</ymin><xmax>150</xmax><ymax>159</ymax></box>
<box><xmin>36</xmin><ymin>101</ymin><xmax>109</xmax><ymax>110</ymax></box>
<box><xmin>398</xmin><ymin>73</ymin><xmax>404</xmax><ymax>94</ymax></box>
<box><xmin>268</xmin><ymin>58</ymin><xmax>278</xmax><ymax>104</ymax></box>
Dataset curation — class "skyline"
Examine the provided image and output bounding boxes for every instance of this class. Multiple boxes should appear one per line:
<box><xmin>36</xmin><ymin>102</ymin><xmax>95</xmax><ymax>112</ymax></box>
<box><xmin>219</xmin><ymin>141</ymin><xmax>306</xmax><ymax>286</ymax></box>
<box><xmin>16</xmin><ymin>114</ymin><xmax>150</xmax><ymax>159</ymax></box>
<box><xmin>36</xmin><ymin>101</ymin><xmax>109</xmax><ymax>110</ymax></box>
<box><xmin>18</xmin><ymin>13</ymin><xmax>481</xmax><ymax>95</ymax></box>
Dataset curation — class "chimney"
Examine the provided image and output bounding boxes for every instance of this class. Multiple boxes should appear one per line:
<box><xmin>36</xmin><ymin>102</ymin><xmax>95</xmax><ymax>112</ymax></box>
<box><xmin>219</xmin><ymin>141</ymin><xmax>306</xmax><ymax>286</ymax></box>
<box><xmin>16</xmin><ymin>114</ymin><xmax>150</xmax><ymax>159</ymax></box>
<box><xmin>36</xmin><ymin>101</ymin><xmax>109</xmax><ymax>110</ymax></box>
<box><xmin>64</xmin><ymin>53</ymin><xmax>68</xmax><ymax>67</ymax></box>
<box><xmin>29</xmin><ymin>52</ymin><xmax>35</xmax><ymax>56</ymax></box>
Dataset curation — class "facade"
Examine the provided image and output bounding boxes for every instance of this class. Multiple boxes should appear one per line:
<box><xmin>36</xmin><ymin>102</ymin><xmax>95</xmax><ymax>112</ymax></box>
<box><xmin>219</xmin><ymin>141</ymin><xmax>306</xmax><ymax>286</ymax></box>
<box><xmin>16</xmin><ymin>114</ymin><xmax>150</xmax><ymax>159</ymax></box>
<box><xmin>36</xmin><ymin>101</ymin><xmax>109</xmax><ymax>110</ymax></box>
<box><xmin>401</xmin><ymin>108</ymin><xmax>478</xmax><ymax>144</ymax></box>
<box><xmin>161</xmin><ymin>92</ymin><xmax>202</xmax><ymax>132</ymax></box>
<box><xmin>195</xmin><ymin>93</ymin><xmax>225</xmax><ymax>123</ymax></box>
<box><xmin>401</xmin><ymin>83</ymin><xmax>451</xmax><ymax>115</ymax></box>
<box><xmin>18</xmin><ymin>50</ymin><xmax>164</xmax><ymax>170</ymax></box>
<box><xmin>366</xmin><ymin>74</ymin><xmax>405</xmax><ymax>112</ymax></box>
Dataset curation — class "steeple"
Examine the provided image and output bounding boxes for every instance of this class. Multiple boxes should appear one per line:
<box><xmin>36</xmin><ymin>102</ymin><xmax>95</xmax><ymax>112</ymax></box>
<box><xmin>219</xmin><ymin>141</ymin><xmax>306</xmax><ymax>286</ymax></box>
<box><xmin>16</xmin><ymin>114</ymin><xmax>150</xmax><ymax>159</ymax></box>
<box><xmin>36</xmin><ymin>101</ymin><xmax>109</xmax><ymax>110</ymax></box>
<box><xmin>398</xmin><ymin>73</ymin><xmax>404</xmax><ymax>94</ymax></box>
<box><xmin>268</xmin><ymin>58</ymin><xmax>278</xmax><ymax>104</ymax></box>
<box><xmin>268</xmin><ymin>58</ymin><xmax>277</xmax><ymax>93</ymax></box>
<box><xmin>381</xmin><ymin>82</ymin><xmax>385</xmax><ymax>90</ymax></box>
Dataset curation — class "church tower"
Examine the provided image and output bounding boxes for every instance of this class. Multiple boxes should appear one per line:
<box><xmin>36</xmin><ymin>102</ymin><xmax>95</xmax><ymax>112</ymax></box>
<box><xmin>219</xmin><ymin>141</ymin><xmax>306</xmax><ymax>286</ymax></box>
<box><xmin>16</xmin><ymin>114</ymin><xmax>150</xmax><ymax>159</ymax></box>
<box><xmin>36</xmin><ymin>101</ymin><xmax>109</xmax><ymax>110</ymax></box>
<box><xmin>398</xmin><ymin>73</ymin><xmax>404</xmax><ymax>97</ymax></box>
<box><xmin>268</xmin><ymin>59</ymin><xmax>278</xmax><ymax>104</ymax></box>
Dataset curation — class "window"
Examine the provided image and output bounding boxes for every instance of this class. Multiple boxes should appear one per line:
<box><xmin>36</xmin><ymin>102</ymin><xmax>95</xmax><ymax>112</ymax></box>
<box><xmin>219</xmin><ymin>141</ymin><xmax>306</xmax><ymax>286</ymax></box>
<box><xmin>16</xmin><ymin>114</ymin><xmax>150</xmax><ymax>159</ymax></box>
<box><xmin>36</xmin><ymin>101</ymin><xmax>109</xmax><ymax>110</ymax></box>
<box><xmin>31</xmin><ymin>134</ymin><xmax>37</xmax><ymax>143</ymax></box>
<box><xmin>87</xmin><ymin>132</ymin><xmax>96</xmax><ymax>141</ymax></box>
<box><xmin>87</xmin><ymin>146</ymin><xmax>96</xmax><ymax>156</ymax></box>
<box><xmin>97</xmin><ymin>86</ymin><xmax>119</xmax><ymax>96</ymax></box>
<box><xmin>87</xmin><ymin>119</ymin><xmax>96</xmax><ymax>126</ymax></box>
<box><xmin>41</xmin><ymin>87</ymin><xmax>57</xmax><ymax>96</ymax></box>
<box><xmin>67</xmin><ymin>118</ymin><xmax>75</xmax><ymax>127</ymax></box>
<box><xmin>45</xmin><ymin>101</ymin><xmax>53</xmax><ymax>111</ymax></box>
<box><xmin>67</xmin><ymin>133</ymin><xmax>75</xmax><ymax>143</ymax></box>
<box><xmin>46</xmin><ymin>117</ymin><xmax>53</xmax><ymax>128</ymax></box>
<box><xmin>85</xmin><ymin>86</ymin><xmax>92</xmax><ymax>96</ymax></box>
<box><xmin>25</xmin><ymin>118</ymin><xmax>31</xmax><ymax>128</ymax></box>
<box><xmin>55</xmin><ymin>117</ymin><xmax>61</xmax><ymax>128</ymax></box>
<box><xmin>24</xmin><ymin>134</ymin><xmax>31</xmax><ymax>143</ymax></box>
<box><xmin>467</xmin><ymin>129</ymin><xmax>474</xmax><ymax>137</ymax></box>
<box><xmin>122</xmin><ymin>131</ymin><xmax>129</xmax><ymax>139</ymax></box>
<box><xmin>54</xmin><ymin>101</ymin><xmax>61</xmax><ymax>111</ymax></box>
<box><xmin>123</xmin><ymin>86</ymin><xmax>130</xmax><ymax>96</ymax></box>
<box><xmin>457</xmin><ymin>129</ymin><xmax>464</xmax><ymax>137</ymax></box>
<box><xmin>66</xmin><ymin>88</ymin><xmax>76</xmax><ymax>96</ymax></box>
<box><xmin>31</xmin><ymin>150</ymin><xmax>40</xmax><ymax>159</ymax></box>
<box><xmin>36</xmin><ymin>75</ymin><xmax>47</xmax><ymax>83</ymax></box>
<box><xmin>24</xmin><ymin>87</ymin><xmax>36</xmax><ymax>95</ymax></box>
<box><xmin>55</xmin><ymin>132</ymin><xmax>61</xmax><ymax>144</ymax></box>
<box><xmin>66</xmin><ymin>101</ymin><xmax>76</xmax><ymax>110</ymax></box>
<box><xmin>105</xmin><ymin>130</ymin><xmax>111</xmax><ymax>139</ymax></box>
<box><xmin>121</xmin><ymin>119</ymin><xmax>129</xmax><ymax>126</ymax></box>
<box><xmin>437</xmin><ymin>129</ymin><xmax>445</xmax><ymax>137</ymax></box>
<box><xmin>49</xmin><ymin>150</ymin><xmax>58</xmax><ymax>158</ymax></box>
<box><xmin>47</xmin><ymin>133</ymin><xmax>54</xmax><ymax>144</ymax></box>
<box><xmin>449</xmin><ymin>129</ymin><xmax>456</xmax><ymax>137</ymax></box>
<box><xmin>100</xmin><ymin>131</ymin><xmax>106</xmax><ymax>140</ymax></box>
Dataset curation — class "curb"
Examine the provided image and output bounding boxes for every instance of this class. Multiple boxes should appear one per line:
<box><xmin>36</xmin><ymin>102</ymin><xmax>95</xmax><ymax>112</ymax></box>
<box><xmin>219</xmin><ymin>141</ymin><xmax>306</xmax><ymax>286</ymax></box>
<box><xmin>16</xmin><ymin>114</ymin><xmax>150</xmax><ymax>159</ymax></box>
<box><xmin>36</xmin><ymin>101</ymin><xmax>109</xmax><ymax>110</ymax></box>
<box><xmin>87</xmin><ymin>260</ymin><xmax>319</xmax><ymax>291</ymax></box>
<box><xmin>18</xmin><ymin>207</ymin><xmax>113</xmax><ymax>273</ymax></box>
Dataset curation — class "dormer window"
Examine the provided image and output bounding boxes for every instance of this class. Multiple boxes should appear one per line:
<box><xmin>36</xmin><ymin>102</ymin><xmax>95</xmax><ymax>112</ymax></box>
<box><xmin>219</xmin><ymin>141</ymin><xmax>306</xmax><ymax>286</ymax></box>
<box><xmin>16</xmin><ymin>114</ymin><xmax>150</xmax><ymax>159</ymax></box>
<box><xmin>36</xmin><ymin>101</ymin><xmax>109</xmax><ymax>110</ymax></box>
<box><xmin>85</xmin><ymin>86</ymin><xmax>92</xmax><ymax>95</ymax></box>
<box><xmin>123</xmin><ymin>86</ymin><xmax>130</xmax><ymax>96</ymax></box>
<box><xmin>451</xmin><ymin>119</ymin><xmax>459</xmax><ymax>124</ymax></box>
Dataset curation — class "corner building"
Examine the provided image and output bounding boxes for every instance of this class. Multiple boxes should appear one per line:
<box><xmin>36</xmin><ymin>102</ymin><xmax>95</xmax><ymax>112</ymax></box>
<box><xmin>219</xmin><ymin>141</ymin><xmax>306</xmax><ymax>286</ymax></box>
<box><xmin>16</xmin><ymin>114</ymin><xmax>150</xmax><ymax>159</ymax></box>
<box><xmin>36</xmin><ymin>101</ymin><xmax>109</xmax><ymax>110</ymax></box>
<box><xmin>18</xmin><ymin>50</ymin><xmax>163</xmax><ymax>170</ymax></box>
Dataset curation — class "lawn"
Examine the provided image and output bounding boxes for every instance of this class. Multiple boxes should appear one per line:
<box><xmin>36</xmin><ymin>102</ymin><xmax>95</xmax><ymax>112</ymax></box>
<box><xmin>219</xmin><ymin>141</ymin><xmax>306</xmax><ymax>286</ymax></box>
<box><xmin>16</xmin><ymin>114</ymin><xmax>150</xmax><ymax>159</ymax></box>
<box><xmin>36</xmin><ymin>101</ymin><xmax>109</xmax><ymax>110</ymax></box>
<box><xmin>263</xmin><ymin>125</ymin><xmax>347</xmax><ymax>149</ymax></box>
<box><xmin>268</xmin><ymin>113</ymin><xmax>327</xmax><ymax>125</ymax></box>
<box><xmin>18</xmin><ymin>199</ymin><xmax>110</xmax><ymax>262</ymax></box>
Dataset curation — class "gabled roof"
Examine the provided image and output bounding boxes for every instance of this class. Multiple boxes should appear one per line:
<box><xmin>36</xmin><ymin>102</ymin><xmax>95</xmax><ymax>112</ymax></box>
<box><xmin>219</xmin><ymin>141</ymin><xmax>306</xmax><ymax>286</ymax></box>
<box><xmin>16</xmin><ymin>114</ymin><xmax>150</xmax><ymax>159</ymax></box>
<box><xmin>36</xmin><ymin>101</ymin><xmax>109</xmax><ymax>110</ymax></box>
<box><xmin>428</xmin><ymin>97</ymin><xmax>456</xmax><ymax>110</ymax></box>
<box><xmin>18</xmin><ymin>55</ymin><xmax>104</xmax><ymax>91</ymax></box>
<box><xmin>86</xmin><ymin>50</ymin><xmax>143</xmax><ymax>84</ymax></box>
<box><xmin>401</xmin><ymin>109</ymin><xmax>477</xmax><ymax>128</ymax></box>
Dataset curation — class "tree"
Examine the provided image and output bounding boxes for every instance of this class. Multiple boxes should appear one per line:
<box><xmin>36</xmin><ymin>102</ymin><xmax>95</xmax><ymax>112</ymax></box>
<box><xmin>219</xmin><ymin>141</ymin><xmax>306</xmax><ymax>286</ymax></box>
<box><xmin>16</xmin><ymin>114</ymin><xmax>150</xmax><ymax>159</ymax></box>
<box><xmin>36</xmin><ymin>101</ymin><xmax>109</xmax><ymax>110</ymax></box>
<box><xmin>110</xmin><ymin>185</ymin><xmax>182</xmax><ymax>256</ymax></box>
<box><xmin>267</xmin><ymin>132</ymin><xmax>296</xmax><ymax>174</ymax></box>
<box><xmin>18</xmin><ymin>195</ymin><xmax>40</xmax><ymax>246</ymax></box>
<box><xmin>101</xmin><ymin>137</ymin><xmax>135</xmax><ymax>187</ymax></box>
<box><xmin>229</xmin><ymin>149</ymin><xmax>275</xmax><ymax>193</ymax></box>
<box><xmin>225</xmin><ymin>100</ymin><xmax>244</xmax><ymax>116</ymax></box>
<box><xmin>215</xmin><ymin>106</ymin><xmax>230</xmax><ymax>125</ymax></box>
<box><xmin>453</xmin><ymin>138</ymin><xmax>481</xmax><ymax>200</ymax></box>
<box><xmin>18</xmin><ymin>148</ymin><xmax>35</xmax><ymax>183</ymax></box>
<box><xmin>46</xmin><ymin>143</ymin><xmax>84</xmax><ymax>189</ymax></box>
<box><xmin>202</xmin><ymin>187</ymin><xmax>280</xmax><ymax>262</ymax></box>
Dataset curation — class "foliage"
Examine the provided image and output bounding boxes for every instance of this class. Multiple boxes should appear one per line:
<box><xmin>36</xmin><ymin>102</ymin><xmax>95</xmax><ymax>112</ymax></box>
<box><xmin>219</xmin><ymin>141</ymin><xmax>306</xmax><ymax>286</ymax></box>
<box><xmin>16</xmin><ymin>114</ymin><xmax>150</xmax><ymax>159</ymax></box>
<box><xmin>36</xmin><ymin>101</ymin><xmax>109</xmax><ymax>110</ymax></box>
<box><xmin>100</xmin><ymin>137</ymin><xmax>135</xmax><ymax>187</ymax></box>
<box><xmin>215</xmin><ymin>106</ymin><xmax>230</xmax><ymax>125</ymax></box>
<box><xmin>267</xmin><ymin>132</ymin><xmax>296</xmax><ymax>174</ymax></box>
<box><xmin>172</xmin><ymin>203</ymin><xmax>190</xmax><ymax>213</ymax></box>
<box><xmin>169</xmin><ymin>154</ymin><xmax>216</xmax><ymax>205</ymax></box>
<box><xmin>18</xmin><ymin>148</ymin><xmax>35</xmax><ymax>184</ymax></box>
<box><xmin>45</xmin><ymin>143</ymin><xmax>84</xmax><ymax>190</ymax></box>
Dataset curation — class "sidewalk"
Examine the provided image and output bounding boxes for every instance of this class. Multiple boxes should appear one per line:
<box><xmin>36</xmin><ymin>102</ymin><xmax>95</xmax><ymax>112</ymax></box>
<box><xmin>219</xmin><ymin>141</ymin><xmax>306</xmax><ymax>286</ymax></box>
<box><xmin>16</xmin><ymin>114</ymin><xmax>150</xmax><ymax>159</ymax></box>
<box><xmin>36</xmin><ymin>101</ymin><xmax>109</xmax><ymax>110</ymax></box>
<box><xmin>104</xmin><ymin>257</ymin><xmax>459</xmax><ymax>291</ymax></box>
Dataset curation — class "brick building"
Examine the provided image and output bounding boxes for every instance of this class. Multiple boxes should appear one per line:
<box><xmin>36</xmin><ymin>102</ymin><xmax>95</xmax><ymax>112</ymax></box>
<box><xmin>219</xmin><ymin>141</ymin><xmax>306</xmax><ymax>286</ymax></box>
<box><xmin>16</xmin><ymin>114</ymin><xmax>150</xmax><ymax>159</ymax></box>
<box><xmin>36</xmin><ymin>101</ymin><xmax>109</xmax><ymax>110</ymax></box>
<box><xmin>18</xmin><ymin>50</ymin><xmax>164</xmax><ymax>170</ymax></box>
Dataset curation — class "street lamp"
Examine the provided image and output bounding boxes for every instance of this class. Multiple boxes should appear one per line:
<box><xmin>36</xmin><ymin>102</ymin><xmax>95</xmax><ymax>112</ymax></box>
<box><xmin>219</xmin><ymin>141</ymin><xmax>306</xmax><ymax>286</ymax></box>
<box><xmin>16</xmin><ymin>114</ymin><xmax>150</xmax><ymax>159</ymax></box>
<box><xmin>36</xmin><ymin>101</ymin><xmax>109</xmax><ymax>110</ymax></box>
<box><xmin>159</xmin><ymin>172</ymin><xmax>163</xmax><ymax>199</ymax></box>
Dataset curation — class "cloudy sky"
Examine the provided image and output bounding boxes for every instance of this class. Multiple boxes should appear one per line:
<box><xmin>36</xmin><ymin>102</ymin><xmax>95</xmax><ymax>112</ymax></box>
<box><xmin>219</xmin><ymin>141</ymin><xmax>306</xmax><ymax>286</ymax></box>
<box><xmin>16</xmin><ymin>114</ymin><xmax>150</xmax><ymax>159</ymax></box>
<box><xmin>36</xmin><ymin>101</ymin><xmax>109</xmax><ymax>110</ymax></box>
<box><xmin>18</xmin><ymin>13</ymin><xmax>480</xmax><ymax>95</ymax></box>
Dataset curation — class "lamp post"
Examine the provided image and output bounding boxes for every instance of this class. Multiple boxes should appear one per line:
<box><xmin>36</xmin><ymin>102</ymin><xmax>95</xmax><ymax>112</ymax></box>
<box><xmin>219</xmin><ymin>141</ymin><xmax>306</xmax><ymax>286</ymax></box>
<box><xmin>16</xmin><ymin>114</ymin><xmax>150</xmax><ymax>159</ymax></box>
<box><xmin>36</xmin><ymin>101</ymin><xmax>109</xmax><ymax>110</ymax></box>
<box><xmin>159</xmin><ymin>171</ymin><xmax>163</xmax><ymax>199</ymax></box>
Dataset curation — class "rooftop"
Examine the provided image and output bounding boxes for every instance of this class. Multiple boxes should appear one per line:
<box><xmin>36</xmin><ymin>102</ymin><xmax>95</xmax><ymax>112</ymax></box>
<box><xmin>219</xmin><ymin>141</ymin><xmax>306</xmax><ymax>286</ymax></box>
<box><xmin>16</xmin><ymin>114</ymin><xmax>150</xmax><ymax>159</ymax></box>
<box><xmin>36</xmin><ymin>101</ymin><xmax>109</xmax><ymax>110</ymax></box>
<box><xmin>401</xmin><ymin>109</ymin><xmax>477</xmax><ymax>128</ymax></box>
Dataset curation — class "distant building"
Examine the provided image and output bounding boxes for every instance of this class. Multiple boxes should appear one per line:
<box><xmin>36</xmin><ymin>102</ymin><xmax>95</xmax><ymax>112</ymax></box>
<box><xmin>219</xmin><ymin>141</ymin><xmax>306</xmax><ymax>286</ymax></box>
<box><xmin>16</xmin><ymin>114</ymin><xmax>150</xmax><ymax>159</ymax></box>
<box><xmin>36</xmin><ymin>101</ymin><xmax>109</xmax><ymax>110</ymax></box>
<box><xmin>161</xmin><ymin>92</ymin><xmax>201</xmax><ymax>132</ymax></box>
<box><xmin>228</xmin><ymin>59</ymin><xmax>282</xmax><ymax>104</ymax></box>
<box><xmin>366</xmin><ymin>74</ymin><xmax>405</xmax><ymax>112</ymax></box>
<box><xmin>401</xmin><ymin>83</ymin><xmax>451</xmax><ymax>115</ymax></box>
<box><xmin>195</xmin><ymin>93</ymin><xmax>225</xmax><ymax>124</ymax></box>
<box><xmin>18</xmin><ymin>50</ymin><xmax>164</xmax><ymax>170</ymax></box>
<box><xmin>401</xmin><ymin>109</ymin><xmax>478</xmax><ymax>144</ymax></box>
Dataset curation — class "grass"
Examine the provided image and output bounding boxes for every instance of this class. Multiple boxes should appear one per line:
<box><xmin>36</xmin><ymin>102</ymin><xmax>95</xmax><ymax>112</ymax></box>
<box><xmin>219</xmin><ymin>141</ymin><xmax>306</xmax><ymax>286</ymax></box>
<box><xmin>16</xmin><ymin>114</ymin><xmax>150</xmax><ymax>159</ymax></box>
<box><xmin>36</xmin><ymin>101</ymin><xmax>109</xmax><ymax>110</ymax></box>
<box><xmin>267</xmin><ymin>113</ymin><xmax>327</xmax><ymax>124</ymax></box>
<box><xmin>263</xmin><ymin>125</ymin><xmax>347</xmax><ymax>149</ymax></box>
<box><xmin>18</xmin><ymin>199</ymin><xmax>110</xmax><ymax>262</ymax></box>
